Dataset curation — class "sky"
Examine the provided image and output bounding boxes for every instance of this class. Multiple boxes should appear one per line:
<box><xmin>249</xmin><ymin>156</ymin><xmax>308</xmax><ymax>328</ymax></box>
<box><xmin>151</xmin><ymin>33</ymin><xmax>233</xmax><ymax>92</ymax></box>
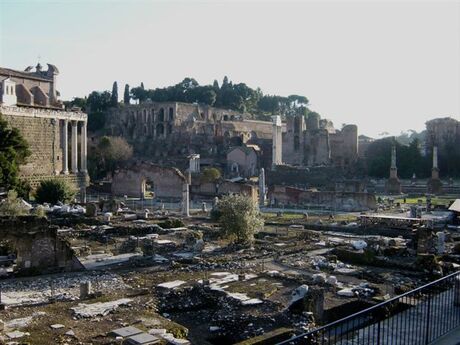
<box><xmin>1</xmin><ymin>0</ymin><xmax>459</xmax><ymax>138</ymax></box>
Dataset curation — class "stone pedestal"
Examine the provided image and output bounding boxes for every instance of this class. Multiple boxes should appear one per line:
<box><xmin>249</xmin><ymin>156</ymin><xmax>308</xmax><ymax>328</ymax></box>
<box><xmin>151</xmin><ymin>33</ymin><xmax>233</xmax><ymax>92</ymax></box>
<box><xmin>385</xmin><ymin>168</ymin><xmax>401</xmax><ymax>194</ymax></box>
<box><xmin>427</xmin><ymin>168</ymin><xmax>443</xmax><ymax>194</ymax></box>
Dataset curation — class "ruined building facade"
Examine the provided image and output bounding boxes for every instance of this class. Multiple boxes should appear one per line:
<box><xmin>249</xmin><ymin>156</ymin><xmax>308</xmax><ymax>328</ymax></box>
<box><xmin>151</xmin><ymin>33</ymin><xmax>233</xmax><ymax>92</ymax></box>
<box><xmin>107</xmin><ymin>102</ymin><xmax>274</xmax><ymax>168</ymax></box>
<box><xmin>0</xmin><ymin>64</ymin><xmax>88</xmax><ymax>197</ymax></box>
<box><xmin>282</xmin><ymin>113</ymin><xmax>358</xmax><ymax>167</ymax></box>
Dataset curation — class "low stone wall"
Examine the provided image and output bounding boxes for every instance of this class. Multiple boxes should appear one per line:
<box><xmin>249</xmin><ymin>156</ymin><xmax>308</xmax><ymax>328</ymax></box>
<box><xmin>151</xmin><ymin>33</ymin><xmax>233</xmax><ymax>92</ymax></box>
<box><xmin>111</xmin><ymin>162</ymin><xmax>187</xmax><ymax>199</ymax></box>
<box><xmin>268</xmin><ymin>185</ymin><xmax>376</xmax><ymax>211</ymax></box>
<box><xmin>0</xmin><ymin>216</ymin><xmax>82</xmax><ymax>273</ymax></box>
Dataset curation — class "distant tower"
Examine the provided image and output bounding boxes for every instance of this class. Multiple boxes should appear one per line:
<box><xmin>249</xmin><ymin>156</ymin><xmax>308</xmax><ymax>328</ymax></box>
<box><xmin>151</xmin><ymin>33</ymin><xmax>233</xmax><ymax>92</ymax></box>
<box><xmin>385</xmin><ymin>141</ymin><xmax>402</xmax><ymax>194</ymax></box>
<box><xmin>272</xmin><ymin>115</ymin><xmax>282</xmax><ymax>170</ymax></box>
<box><xmin>427</xmin><ymin>146</ymin><xmax>443</xmax><ymax>194</ymax></box>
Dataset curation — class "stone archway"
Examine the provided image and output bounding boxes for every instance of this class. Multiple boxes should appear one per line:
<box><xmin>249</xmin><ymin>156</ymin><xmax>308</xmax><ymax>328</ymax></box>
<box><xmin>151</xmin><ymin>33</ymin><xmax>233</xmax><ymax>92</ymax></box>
<box><xmin>112</xmin><ymin>163</ymin><xmax>187</xmax><ymax>200</ymax></box>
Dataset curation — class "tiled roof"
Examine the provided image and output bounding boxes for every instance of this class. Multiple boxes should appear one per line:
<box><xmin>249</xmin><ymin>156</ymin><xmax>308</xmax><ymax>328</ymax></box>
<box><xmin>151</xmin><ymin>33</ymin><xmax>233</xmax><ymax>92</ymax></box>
<box><xmin>0</xmin><ymin>67</ymin><xmax>51</xmax><ymax>82</ymax></box>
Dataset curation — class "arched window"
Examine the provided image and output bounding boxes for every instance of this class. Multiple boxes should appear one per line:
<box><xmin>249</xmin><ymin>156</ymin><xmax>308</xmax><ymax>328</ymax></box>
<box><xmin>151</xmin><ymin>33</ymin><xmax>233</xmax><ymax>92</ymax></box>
<box><xmin>159</xmin><ymin>108</ymin><xmax>165</xmax><ymax>122</ymax></box>
<box><xmin>169</xmin><ymin>107</ymin><xmax>174</xmax><ymax>121</ymax></box>
<box><xmin>223</xmin><ymin>115</ymin><xmax>229</xmax><ymax>121</ymax></box>
<box><xmin>167</xmin><ymin>124</ymin><xmax>172</xmax><ymax>134</ymax></box>
<box><xmin>143</xmin><ymin>109</ymin><xmax>147</xmax><ymax>122</ymax></box>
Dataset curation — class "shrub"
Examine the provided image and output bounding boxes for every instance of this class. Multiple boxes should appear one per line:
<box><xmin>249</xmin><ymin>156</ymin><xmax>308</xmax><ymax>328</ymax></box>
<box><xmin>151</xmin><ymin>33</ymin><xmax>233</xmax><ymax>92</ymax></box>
<box><xmin>0</xmin><ymin>190</ymin><xmax>30</xmax><ymax>216</ymax></box>
<box><xmin>159</xmin><ymin>218</ymin><xmax>185</xmax><ymax>229</ymax></box>
<box><xmin>200</xmin><ymin>167</ymin><xmax>221</xmax><ymax>183</ymax></box>
<box><xmin>35</xmin><ymin>179</ymin><xmax>76</xmax><ymax>204</ymax></box>
<box><xmin>217</xmin><ymin>194</ymin><xmax>263</xmax><ymax>244</ymax></box>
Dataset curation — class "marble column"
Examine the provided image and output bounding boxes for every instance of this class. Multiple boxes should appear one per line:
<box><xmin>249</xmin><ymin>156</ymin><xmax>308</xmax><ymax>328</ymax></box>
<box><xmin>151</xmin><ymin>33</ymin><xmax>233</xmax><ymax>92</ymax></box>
<box><xmin>182</xmin><ymin>183</ymin><xmax>190</xmax><ymax>217</ymax></box>
<box><xmin>272</xmin><ymin>115</ymin><xmax>282</xmax><ymax>169</ymax></box>
<box><xmin>259</xmin><ymin>168</ymin><xmax>266</xmax><ymax>207</ymax></box>
<box><xmin>71</xmin><ymin>121</ymin><xmax>78</xmax><ymax>173</ymax></box>
<box><xmin>62</xmin><ymin>119</ymin><xmax>69</xmax><ymax>175</ymax></box>
<box><xmin>80</xmin><ymin>121</ymin><xmax>87</xmax><ymax>173</ymax></box>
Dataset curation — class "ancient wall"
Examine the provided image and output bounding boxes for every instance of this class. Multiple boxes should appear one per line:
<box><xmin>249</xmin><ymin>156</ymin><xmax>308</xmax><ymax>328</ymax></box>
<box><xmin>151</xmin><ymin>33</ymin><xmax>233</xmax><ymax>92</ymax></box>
<box><xmin>330</xmin><ymin>125</ymin><xmax>358</xmax><ymax>167</ymax></box>
<box><xmin>190</xmin><ymin>180</ymin><xmax>257</xmax><ymax>202</ymax></box>
<box><xmin>107</xmin><ymin>101</ymin><xmax>274</xmax><ymax>169</ymax></box>
<box><xmin>282</xmin><ymin>114</ymin><xmax>358</xmax><ymax>168</ymax></box>
<box><xmin>268</xmin><ymin>185</ymin><xmax>376</xmax><ymax>211</ymax></box>
<box><xmin>226</xmin><ymin>147</ymin><xmax>258</xmax><ymax>177</ymax></box>
<box><xmin>111</xmin><ymin>163</ymin><xmax>187</xmax><ymax>199</ymax></box>
<box><xmin>0</xmin><ymin>216</ymin><xmax>81</xmax><ymax>273</ymax></box>
<box><xmin>0</xmin><ymin>105</ymin><xmax>88</xmax><ymax>191</ymax></box>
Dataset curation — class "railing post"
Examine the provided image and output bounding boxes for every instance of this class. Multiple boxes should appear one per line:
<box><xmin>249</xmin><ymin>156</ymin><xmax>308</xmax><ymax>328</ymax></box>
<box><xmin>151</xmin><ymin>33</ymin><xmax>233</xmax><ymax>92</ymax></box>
<box><xmin>376</xmin><ymin>321</ymin><xmax>381</xmax><ymax>345</ymax></box>
<box><xmin>425</xmin><ymin>295</ymin><xmax>431</xmax><ymax>345</ymax></box>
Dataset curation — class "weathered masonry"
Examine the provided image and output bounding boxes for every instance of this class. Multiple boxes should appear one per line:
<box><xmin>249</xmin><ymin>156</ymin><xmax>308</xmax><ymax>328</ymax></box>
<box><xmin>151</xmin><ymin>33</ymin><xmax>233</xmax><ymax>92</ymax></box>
<box><xmin>0</xmin><ymin>63</ymin><xmax>88</xmax><ymax>197</ymax></box>
<box><xmin>0</xmin><ymin>106</ymin><xmax>88</xmax><ymax>195</ymax></box>
<box><xmin>0</xmin><ymin>216</ymin><xmax>82</xmax><ymax>273</ymax></box>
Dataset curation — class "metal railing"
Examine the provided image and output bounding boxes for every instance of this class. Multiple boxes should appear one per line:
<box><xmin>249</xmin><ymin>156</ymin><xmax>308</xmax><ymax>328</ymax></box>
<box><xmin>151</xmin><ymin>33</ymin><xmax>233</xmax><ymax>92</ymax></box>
<box><xmin>278</xmin><ymin>270</ymin><xmax>460</xmax><ymax>345</ymax></box>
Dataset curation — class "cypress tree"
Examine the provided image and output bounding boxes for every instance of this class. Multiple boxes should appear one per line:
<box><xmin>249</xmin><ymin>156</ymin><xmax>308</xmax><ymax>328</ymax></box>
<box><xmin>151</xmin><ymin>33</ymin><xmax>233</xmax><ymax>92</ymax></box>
<box><xmin>123</xmin><ymin>84</ymin><xmax>130</xmax><ymax>104</ymax></box>
<box><xmin>111</xmin><ymin>81</ymin><xmax>118</xmax><ymax>107</ymax></box>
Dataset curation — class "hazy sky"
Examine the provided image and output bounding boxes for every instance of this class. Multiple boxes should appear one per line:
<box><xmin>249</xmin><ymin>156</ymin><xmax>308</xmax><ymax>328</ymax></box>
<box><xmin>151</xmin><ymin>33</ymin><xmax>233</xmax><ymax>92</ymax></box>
<box><xmin>1</xmin><ymin>0</ymin><xmax>459</xmax><ymax>137</ymax></box>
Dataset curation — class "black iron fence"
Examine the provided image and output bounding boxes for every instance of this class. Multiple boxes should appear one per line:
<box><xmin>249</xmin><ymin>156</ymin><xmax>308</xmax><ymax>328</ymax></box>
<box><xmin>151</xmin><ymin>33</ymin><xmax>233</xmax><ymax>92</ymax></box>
<box><xmin>278</xmin><ymin>270</ymin><xmax>460</xmax><ymax>345</ymax></box>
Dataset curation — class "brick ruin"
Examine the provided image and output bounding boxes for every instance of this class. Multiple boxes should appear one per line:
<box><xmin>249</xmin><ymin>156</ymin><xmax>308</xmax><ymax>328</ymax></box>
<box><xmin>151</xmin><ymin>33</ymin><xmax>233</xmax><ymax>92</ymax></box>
<box><xmin>111</xmin><ymin>162</ymin><xmax>187</xmax><ymax>199</ymax></box>
<box><xmin>0</xmin><ymin>216</ymin><xmax>81</xmax><ymax>273</ymax></box>
<box><xmin>0</xmin><ymin>64</ymin><xmax>88</xmax><ymax>197</ymax></box>
<box><xmin>0</xmin><ymin>106</ymin><xmax>88</xmax><ymax>197</ymax></box>
<box><xmin>282</xmin><ymin>113</ymin><xmax>358</xmax><ymax>167</ymax></box>
<box><xmin>106</xmin><ymin>102</ymin><xmax>359</xmax><ymax>173</ymax></box>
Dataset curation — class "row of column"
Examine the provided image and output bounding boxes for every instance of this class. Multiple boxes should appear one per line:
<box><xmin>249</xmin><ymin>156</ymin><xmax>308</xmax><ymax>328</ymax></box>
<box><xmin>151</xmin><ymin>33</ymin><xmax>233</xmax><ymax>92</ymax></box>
<box><xmin>60</xmin><ymin>119</ymin><xmax>87</xmax><ymax>175</ymax></box>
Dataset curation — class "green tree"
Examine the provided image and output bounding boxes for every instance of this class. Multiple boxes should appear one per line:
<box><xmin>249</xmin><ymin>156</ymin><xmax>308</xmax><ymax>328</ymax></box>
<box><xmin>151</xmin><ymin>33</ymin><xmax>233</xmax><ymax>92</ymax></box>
<box><xmin>88</xmin><ymin>136</ymin><xmax>133</xmax><ymax>180</ymax></box>
<box><xmin>64</xmin><ymin>97</ymin><xmax>87</xmax><ymax>111</ymax></box>
<box><xmin>201</xmin><ymin>167</ymin><xmax>221</xmax><ymax>182</ymax></box>
<box><xmin>86</xmin><ymin>91</ymin><xmax>111</xmax><ymax>131</ymax></box>
<box><xmin>217</xmin><ymin>194</ymin><xmax>263</xmax><ymax>244</ymax></box>
<box><xmin>111</xmin><ymin>81</ymin><xmax>118</xmax><ymax>107</ymax></box>
<box><xmin>123</xmin><ymin>84</ymin><xmax>130</xmax><ymax>104</ymax></box>
<box><xmin>35</xmin><ymin>179</ymin><xmax>76</xmax><ymax>204</ymax></box>
<box><xmin>0</xmin><ymin>114</ymin><xmax>31</xmax><ymax>196</ymax></box>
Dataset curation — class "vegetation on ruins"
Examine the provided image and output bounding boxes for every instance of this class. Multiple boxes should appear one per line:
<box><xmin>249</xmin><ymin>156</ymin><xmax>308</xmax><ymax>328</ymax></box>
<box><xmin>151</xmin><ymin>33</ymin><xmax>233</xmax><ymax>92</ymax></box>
<box><xmin>129</xmin><ymin>76</ymin><xmax>310</xmax><ymax>120</ymax></box>
<box><xmin>200</xmin><ymin>167</ymin><xmax>221</xmax><ymax>183</ymax></box>
<box><xmin>0</xmin><ymin>190</ymin><xmax>30</xmax><ymax>216</ymax></box>
<box><xmin>35</xmin><ymin>179</ymin><xmax>77</xmax><ymax>204</ymax></box>
<box><xmin>64</xmin><ymin>76</ymin><xmax>312</xmax><ymax>130</ymax></box>
<box><xmin>0</xmin><ymin>114</ymin><xmax>31</xmax><ymax>197</ymax></box>
<box><xmin>88</xmin><ymin>136</ymin><xmax>133</xmax><ymax>180</ymax></box>
<box><xmin>215</xmin><ymin>194</ymin><xmax>263</xmax><ymax>244</ymax></box>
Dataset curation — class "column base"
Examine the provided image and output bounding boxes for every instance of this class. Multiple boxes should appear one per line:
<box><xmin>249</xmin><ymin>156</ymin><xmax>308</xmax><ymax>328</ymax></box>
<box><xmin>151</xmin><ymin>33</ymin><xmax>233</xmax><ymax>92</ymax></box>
<box><xmin>62</xmin><ymin>170</ymin><xmax>69</xmax><ymax>175</ymax></box>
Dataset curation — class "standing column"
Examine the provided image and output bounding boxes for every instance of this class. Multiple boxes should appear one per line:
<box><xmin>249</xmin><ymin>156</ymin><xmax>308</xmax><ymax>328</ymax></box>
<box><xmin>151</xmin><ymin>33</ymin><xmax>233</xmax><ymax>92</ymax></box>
<box><xmin>259</xmin><ymin>168</ymin><xmax>266</xmax><ymax>207</ymax></box>
<box><xmin>182</xmin><ymin>183</ymin><xmax>190</xmax><ymax>217</ymax></box>
<box><xmin>80</xmin><ymin>121</ymin><xmax>87</xmax><ymax>173</ymax></box>
<box><xmin>71</xmin><ymin>121</ymin><xmax>78</xmax><ymax>173</ymax></box>
<box><xmin>272</xmin><ymin>115</ymin><xmax>282</xmax><ymax>169</ymax></box>
<box><xmin>433</xmin><ymin>146</ymin><xmax>438</xmax><ymax>170</ymax></box>
<box><xmin>62</xmin><ymin>119</ymin><xmax>69</xmax><ymax>175</ymax></box>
